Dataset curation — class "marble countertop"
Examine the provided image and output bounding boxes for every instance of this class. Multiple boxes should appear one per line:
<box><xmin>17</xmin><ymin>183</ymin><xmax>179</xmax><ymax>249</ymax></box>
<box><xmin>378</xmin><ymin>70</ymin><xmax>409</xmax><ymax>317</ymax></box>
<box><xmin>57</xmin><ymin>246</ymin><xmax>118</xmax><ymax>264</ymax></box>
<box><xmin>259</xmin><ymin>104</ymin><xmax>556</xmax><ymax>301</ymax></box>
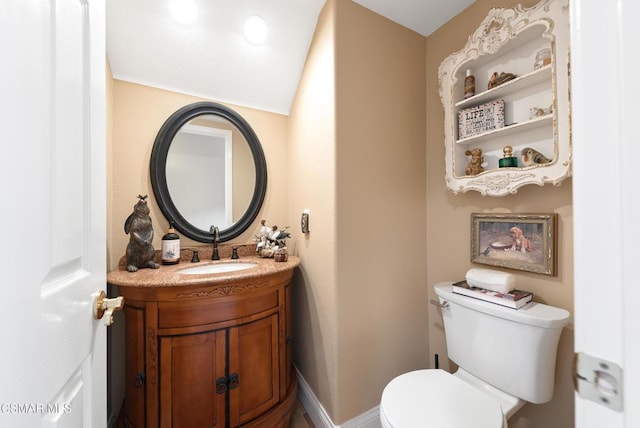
<box><xmin>108</xmin><ymin>250</ymin><xmax>300</xmax><ymax>288</ymax></box>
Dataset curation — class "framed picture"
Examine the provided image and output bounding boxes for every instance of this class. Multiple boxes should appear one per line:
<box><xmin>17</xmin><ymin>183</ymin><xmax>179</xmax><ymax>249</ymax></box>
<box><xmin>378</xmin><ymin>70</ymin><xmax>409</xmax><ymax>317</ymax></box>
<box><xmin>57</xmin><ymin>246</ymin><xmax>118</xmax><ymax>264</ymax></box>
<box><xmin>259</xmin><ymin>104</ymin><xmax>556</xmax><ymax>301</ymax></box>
<box><xmin>470</xmin><ymin>213</ymin><xmax>557</xmax><ymax>276</ymax></box>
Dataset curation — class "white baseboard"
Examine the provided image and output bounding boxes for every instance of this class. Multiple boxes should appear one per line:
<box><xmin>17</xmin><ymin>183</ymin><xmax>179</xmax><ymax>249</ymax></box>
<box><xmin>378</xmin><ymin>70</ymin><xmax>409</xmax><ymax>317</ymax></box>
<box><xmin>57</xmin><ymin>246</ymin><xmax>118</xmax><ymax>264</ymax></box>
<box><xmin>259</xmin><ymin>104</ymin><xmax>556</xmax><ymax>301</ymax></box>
<box><xmin>296</xmin><ymin>368</ymin><xmax>382</xmax><ymax>428</ymax></box>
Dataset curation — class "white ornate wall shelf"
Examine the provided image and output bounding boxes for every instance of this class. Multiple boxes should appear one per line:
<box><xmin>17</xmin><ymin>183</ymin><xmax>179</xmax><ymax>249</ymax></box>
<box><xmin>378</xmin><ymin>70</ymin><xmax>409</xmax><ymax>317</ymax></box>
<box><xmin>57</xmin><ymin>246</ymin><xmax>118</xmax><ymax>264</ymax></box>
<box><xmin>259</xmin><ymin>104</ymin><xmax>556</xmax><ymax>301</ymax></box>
<box><xmin>438</xmin><ymin>0</ymin><xmax>571</xmax><ymax>196</ymax></box>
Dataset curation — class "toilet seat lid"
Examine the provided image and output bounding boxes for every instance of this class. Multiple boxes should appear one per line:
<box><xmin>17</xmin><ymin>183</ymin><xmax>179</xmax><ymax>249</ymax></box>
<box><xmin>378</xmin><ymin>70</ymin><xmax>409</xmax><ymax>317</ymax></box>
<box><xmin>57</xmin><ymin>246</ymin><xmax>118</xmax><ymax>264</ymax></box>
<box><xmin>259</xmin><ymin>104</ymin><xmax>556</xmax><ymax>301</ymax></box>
<box><xmin>380</xmin><ymin>369</ymin><xmax>504</xmax><ymax>428</ymax></box>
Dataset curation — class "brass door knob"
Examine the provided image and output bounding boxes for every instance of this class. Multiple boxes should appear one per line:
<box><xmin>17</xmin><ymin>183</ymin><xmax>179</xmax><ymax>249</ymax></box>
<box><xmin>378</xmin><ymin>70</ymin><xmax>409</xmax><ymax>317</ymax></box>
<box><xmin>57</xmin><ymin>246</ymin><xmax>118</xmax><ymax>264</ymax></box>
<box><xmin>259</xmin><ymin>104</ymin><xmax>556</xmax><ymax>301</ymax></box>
<box><xmin>93</xmin><ymin>291</ymin><xmax>124</xmax><ymax>326</ymax></box>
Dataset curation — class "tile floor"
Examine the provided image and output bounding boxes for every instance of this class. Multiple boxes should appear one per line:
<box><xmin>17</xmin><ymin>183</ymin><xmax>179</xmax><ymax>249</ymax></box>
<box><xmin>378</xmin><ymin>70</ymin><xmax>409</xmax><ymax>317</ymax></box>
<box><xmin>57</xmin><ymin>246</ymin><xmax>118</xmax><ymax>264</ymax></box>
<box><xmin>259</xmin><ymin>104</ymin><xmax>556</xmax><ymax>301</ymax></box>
<box><xmin>290</xmin><ymin>400</ymin><xmax>314</xmax><ymax>428</ymax></box>
<box><xmin>117</xmin><ymin>400</ymin><xmax>315</xmax><ymax>427</ymax></box>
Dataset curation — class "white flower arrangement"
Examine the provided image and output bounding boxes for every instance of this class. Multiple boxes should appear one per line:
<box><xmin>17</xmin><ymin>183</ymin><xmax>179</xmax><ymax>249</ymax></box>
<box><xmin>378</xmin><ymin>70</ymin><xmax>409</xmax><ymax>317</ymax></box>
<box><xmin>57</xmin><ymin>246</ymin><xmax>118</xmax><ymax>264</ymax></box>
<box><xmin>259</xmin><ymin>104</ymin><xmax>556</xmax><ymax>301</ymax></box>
<box><xmin>255</xmin><ymin>219</ymin><xmax>290</xmax><ymax>258</ymax></box>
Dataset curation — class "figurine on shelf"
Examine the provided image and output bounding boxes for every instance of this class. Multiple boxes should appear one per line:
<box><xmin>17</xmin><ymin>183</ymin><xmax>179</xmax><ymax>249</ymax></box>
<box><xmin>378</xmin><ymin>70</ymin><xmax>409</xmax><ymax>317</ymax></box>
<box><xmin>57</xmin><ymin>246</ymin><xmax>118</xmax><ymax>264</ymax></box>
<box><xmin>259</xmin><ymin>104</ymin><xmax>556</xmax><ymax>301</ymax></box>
<box><xmin>256</xmin><ymin>220</ymin><xmax>291</xmax><ymax>258</ymax></box>
<box><xmin>520</xmin><ymin>147</ymin><xmax>551</xmax><ymax>166</ymax></box>
<box><xmin>529</xmin><ymin>107</ymin><xmax>545</xmax><ymax>119</ymax></box>
<box><xmin>529</xmin><ymin>104</ymin><xmax>553</xmax><ymax>120</ymax></box>
<box><xmin>124</xmin><ymin>195</ymin><xmax>160</xmax><ymax>272</ymax></box>
<box><xmin>487</xmin><ymin>71</ymin><xmax>518</xmax><ymax>89</ymax></box>
<box><xmin>465</xmin><ymin>148</ymin><xmax>485</xmax><ymax>176</ymax></box>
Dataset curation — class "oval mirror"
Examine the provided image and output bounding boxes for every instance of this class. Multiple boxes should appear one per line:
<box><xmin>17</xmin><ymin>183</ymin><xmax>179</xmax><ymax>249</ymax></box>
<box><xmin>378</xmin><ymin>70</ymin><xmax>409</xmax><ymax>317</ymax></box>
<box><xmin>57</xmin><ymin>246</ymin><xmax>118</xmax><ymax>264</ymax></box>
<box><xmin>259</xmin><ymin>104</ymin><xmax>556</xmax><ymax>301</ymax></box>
<box><xmin>150</xmin><ymin>102</ymin><xmax>267</xmax><ymax>243</ymax></box>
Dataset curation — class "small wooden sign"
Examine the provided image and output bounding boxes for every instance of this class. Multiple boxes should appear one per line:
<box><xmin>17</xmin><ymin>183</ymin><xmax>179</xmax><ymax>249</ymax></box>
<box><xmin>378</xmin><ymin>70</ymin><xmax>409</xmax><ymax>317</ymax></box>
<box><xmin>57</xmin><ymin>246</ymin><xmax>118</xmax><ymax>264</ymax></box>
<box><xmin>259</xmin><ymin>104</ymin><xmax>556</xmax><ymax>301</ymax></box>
<box><xmin>458</xmin><ymin>100</ymin><xmax>505</xmax><ymax>140</ymax></box>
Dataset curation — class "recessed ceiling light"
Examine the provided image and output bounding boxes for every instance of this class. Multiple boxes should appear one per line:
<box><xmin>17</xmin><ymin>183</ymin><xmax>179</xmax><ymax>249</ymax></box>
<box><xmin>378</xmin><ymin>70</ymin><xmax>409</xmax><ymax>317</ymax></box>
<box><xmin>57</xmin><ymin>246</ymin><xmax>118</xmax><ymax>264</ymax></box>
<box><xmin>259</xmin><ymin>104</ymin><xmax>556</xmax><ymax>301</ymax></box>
<box><xmin>169</xmin><ymin>0</ymin><xmax>198</xmax><ymax>25</ymax></box>
<box><xmin>244</xmin><ymin>15</ymin><xmax>268</xmax><ymax>45</ymax></box>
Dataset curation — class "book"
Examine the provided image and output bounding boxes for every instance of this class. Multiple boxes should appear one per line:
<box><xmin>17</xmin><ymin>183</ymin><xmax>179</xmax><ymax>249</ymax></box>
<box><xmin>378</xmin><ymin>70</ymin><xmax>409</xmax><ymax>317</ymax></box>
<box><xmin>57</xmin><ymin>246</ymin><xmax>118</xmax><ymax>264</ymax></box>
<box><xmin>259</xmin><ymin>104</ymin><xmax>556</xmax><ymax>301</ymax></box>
<box><xmin>451</xmin><ymin>280</ymin><xmax>533</xmax><ymax>309</ymax></box>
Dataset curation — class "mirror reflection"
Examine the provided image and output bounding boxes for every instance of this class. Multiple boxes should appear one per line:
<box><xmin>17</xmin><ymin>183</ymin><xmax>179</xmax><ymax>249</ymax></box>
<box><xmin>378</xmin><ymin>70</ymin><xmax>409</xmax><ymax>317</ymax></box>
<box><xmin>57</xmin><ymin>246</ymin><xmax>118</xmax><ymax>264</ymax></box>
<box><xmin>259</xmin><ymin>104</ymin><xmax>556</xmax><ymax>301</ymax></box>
<box><xmin>150</xmin><ymin>102</ymin><xmax>267</xmax><ymax>243</ymax></box>
<box><xmin>167</xmin><ymin>115</ymin><xmax>255</xmax><ymax>230</ymax></box>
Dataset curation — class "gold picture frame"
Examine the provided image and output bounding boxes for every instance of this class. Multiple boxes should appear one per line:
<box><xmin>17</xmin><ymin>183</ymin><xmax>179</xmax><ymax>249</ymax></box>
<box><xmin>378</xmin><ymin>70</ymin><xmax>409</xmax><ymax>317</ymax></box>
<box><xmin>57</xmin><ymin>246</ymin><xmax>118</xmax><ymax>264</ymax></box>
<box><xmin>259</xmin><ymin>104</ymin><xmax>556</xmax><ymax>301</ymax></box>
<box><xmin>470</xmin><ymin>213</ymin><xmax>557</xmax><ymax>276</ymax></box>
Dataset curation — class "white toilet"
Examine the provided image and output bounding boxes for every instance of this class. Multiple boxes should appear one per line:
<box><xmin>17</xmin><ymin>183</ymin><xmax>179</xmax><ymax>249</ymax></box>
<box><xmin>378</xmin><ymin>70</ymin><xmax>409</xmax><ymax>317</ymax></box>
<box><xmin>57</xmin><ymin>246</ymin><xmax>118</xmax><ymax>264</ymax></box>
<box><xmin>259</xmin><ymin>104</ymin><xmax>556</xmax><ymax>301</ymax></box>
<box><xmin>380</xmin><ymin>282</ymin><xmax>570</xmax><ymax>428</ymax></box>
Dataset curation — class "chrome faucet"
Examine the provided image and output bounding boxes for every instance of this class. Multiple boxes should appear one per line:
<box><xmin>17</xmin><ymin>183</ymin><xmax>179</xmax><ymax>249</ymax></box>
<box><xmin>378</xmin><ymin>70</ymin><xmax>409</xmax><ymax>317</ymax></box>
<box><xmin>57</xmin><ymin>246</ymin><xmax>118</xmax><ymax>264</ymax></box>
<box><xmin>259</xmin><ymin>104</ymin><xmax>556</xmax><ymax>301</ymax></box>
<box><xmin>209</xmin><ymin>226</ymin><xmax>220</xmax><ymax>260</ymax></box>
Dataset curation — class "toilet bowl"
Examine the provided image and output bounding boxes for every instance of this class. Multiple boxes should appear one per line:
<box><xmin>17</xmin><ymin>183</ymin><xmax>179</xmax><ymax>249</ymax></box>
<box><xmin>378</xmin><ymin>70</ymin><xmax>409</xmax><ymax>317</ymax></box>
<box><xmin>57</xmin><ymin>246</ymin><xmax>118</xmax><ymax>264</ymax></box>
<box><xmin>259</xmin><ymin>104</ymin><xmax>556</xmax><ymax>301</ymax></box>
<box><xmin>380</xmin><ymin>369</ymin><xmax>510</xmax><ymax>428</ymax></box>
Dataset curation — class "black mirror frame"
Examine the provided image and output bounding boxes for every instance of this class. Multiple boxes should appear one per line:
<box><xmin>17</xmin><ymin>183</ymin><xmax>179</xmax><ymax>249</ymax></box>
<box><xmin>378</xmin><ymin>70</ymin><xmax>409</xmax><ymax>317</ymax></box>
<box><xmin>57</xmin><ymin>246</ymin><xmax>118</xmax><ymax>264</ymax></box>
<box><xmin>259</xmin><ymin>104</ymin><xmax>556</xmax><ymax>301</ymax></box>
<box><xmin>150</xmin><ymin>101</ymin><xmax>267</xmax><ymax>243</ymax></box>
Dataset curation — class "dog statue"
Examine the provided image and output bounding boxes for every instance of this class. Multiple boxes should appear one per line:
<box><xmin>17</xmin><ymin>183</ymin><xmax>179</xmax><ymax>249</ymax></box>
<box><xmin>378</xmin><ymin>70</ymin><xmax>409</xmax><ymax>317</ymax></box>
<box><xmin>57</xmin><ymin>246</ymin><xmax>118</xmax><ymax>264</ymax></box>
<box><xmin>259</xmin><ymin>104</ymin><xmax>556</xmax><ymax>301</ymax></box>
<box><xmin>124</xmin><ymin>195</ymin><xmax>160</xmax><ymax>272</ymax></box>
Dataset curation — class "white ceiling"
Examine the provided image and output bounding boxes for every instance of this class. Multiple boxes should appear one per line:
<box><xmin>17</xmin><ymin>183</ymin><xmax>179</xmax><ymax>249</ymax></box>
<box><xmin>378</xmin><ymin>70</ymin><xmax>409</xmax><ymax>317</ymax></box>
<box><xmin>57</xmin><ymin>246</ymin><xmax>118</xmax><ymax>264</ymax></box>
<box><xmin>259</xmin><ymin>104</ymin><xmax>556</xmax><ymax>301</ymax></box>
<box><xmin>106</xmin><ymin>0</ymin><xmax>475</xmax><ymax>115</ymax></box>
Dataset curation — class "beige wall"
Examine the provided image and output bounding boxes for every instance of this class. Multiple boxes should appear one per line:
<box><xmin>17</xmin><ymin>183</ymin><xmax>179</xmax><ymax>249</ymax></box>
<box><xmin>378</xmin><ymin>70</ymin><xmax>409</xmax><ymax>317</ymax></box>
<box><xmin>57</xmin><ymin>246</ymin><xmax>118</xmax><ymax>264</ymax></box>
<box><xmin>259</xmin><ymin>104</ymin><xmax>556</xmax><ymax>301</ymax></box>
<box><xmin>289</xmin><ymin>0</ymin><xmax>339</xmax><ymax>419</ymax></box>
<box><xmin>289</xmin><ymin>1</ymin><xmax>338</xmax><ymax>415</ymax></box>
<box><xmin>107</xmin><ymin>81</ymin><xmax>289</xmax><ymax>271</ymax></box>
<box><xmin>425</xmin><ymin>1</ymin><xmax>575</xmax><ymax>427</ymax></box>
<box><xmin>335</xmin><ymin>0</ymin><xmax>428</xmax><ymax>422</ymax></box>
<box><xmin>289</xmin><ymin>0</ymin><xmax>427</xmax><ymax>423</ymax></box>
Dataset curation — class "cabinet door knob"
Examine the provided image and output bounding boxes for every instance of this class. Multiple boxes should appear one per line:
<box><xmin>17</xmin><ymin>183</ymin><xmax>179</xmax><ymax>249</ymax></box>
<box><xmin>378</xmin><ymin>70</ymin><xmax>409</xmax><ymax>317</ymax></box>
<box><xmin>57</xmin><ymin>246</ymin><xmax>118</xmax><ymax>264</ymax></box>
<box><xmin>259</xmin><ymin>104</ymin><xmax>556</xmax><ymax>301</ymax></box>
<box><xmin>216</xmin><ymin>377</ymin><xmax>228</xmax><ymax>394</ymax></box>
<box><xmin>228</xmin><ymin>373</ymin><xmax>240</xmax><ymax>390</ymax></box>
<box><xmin>134</xmin><ymin>372</ymin><xmax>145</xmax><ymax>388</ymax></box>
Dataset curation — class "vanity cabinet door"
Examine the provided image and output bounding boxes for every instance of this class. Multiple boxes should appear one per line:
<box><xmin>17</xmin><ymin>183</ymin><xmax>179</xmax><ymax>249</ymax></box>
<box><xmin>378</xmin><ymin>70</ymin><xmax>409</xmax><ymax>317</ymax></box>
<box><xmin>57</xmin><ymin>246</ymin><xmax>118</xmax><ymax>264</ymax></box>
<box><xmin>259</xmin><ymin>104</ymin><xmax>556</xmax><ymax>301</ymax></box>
<box><xmin>228</xmin><ymin>313</ymin><xmax>280</xmax><ymax>426</ymax></box>
<box><xmin>159</xmin><ymin>330</ymin><xmax>227</xmax><ymax>428</ymax></box>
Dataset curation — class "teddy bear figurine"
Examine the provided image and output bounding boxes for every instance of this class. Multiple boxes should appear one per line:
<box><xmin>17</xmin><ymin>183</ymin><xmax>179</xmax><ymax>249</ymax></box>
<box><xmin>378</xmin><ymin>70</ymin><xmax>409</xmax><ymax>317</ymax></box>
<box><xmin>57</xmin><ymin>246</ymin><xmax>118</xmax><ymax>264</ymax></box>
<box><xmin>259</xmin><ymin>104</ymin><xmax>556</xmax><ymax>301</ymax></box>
<box><xmin>465</xmin><ymin>148</ymin><xmax>485</xmax><ymax>176</ymax></box>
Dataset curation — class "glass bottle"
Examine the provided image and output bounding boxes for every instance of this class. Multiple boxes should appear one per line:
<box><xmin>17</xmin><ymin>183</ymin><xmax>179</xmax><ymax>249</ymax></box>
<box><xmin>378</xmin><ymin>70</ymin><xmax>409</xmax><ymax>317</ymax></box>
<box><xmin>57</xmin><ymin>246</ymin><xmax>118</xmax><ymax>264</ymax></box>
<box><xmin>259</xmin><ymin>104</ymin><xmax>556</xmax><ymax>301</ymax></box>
<box><xmin>498</xmin><ymin>146</ymin><xmax>518</xmax><ymax>168</ymax></box>
<box><xmin>161</xmin><ymin>222</ymin><xmax>181</xmax><ymax>265</ymax></box>
<box><xmin>464</xmin><ymin>69</ymin><xmax>476</xmax><ymax>99</ymax></box>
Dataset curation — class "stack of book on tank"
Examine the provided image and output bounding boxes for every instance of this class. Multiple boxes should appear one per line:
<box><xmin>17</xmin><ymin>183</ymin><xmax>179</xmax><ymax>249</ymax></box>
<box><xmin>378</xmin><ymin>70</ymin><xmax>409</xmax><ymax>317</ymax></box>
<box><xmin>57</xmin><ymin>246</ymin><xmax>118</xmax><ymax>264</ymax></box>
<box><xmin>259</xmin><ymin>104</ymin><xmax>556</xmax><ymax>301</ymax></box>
<box><xmin>452</xmin><ymin>279</ymin><xmax>533</xmax><ymax>309</ymax></box>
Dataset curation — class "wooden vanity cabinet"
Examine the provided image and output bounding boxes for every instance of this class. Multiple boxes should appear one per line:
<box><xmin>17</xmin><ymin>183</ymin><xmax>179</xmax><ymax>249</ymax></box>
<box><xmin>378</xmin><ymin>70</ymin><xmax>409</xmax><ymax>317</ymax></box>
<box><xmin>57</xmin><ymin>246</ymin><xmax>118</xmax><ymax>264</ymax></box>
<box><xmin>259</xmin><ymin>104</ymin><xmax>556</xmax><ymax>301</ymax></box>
<box><xmin>117</xmin><ymin>268</ymin><xmax>296</xmax><ymax>428</ymax></box>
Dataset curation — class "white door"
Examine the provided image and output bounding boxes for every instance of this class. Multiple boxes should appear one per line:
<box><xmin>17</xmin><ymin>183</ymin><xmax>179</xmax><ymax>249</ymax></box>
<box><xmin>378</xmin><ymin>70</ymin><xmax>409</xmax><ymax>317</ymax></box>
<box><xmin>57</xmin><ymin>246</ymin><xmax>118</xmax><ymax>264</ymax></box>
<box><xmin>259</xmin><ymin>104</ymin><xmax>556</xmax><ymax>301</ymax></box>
<box><xmin>571</xmin><ymin>0</ymin><xmax>639</xmax><ymax>427</ymax></box>
<box><xmin>0</xmin><ymin>0</ymin><xmax>107</xmax><ymax>427</ymax></box>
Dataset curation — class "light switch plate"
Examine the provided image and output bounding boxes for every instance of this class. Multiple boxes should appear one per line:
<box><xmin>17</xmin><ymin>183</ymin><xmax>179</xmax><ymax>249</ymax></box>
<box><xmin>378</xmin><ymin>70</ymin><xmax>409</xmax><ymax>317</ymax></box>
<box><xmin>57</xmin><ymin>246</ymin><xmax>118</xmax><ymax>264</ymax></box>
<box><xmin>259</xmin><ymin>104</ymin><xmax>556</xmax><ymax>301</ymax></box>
<box><xmin>301</xmin><ymin>210</ymin><xmax>310</xmax><ymax>234</ymax></box>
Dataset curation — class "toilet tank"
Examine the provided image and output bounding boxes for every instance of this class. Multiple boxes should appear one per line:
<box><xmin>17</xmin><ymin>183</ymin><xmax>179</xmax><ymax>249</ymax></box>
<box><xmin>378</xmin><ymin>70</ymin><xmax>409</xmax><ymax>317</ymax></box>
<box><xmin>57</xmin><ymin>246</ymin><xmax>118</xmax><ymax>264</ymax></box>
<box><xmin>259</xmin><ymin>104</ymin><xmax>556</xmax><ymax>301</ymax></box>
<box><xmin>434</xmin><ymin>282</ymin><xmax>570</xmax><ymax>404</ymax></box>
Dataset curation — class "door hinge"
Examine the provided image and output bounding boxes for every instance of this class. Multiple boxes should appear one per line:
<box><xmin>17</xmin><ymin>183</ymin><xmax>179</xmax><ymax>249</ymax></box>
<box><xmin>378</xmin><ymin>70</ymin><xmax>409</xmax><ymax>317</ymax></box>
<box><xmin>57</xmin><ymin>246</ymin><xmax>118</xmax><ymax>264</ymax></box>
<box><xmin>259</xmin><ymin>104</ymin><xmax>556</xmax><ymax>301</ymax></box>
<box><xmin>573</xmin><ymin>352</ymin><xmax>623</xmax><ymax>411</ymax></box>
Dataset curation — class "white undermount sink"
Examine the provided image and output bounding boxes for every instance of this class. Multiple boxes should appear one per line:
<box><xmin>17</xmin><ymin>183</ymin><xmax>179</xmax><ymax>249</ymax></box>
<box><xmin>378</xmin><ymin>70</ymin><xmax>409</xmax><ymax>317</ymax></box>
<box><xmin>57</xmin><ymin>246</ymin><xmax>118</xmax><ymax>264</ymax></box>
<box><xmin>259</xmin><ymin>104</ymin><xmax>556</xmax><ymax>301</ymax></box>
<box><xmin>178</xmin><ymin>262</ymin><xmax>257</xmax><ymax>275</ymax></box>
